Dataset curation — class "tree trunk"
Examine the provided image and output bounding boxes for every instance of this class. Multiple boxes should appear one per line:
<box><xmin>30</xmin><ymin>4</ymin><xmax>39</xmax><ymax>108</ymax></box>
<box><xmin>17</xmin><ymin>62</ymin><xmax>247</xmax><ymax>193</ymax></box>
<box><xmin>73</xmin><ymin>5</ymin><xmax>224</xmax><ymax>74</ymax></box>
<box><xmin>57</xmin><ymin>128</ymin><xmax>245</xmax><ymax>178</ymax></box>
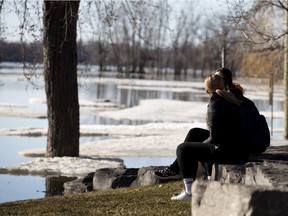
<box><xmin>43</xmin><ymin>1</ymin><xmax>80</xmax><ymax>157</ymax></box>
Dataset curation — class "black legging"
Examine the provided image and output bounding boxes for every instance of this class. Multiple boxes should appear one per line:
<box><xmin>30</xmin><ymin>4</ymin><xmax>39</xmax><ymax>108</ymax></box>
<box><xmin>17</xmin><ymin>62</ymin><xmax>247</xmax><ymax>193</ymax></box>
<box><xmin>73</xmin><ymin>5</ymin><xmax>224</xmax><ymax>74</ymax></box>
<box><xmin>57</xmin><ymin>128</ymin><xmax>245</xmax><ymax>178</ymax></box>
<box><xmin>169</xmin><ymin>128</ymin><xmax>211</xmax><ymax>174</ymax></box>
<box><xmin>176</xmin><ymin>141</ymin><xmax>250</xmax><ymax>178</ymax></box>
<box><xmin>176</xmin><ymin>142</ymin><xmax>216</xmax><ymax>178</ymax></box>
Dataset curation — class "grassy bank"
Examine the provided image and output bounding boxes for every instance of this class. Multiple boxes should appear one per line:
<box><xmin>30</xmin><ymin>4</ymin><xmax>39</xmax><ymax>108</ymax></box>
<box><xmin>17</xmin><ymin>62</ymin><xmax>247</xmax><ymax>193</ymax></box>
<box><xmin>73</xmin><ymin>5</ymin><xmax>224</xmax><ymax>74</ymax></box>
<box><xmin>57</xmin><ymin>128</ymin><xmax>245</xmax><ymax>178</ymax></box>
<box><xmin>0</xmin><ymin>181</ymin><xmax>191</xmax><ymax>216</ymax></box>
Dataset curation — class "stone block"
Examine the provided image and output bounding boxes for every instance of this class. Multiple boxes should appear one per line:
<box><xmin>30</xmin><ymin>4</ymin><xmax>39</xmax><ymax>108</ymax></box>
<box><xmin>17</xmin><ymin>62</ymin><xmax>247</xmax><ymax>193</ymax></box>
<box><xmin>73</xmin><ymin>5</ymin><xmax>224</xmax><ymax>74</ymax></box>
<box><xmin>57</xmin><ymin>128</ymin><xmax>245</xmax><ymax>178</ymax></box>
<box><xmin>212</xmin><ymin>163</ymin><xmax>245</xmax><ymax>183</ymax></box>
<box><xmin>93</xmin><ymin>168</ymin><xmax>125</xmax><ymax>191</ymax></box>
<box><xmin>63</xmin><ymin>178</ymin><xmax>87</xmax><ymax>195</ymax></box>
<box><xmin>192</xmin><ymin>180</ymin><xmax>288</xmax><ymax>216</ymax></box>
<box><xmin>93</xmin><ymin>167</ymin><xmax>138</xmax><ymax>191</ymax></box>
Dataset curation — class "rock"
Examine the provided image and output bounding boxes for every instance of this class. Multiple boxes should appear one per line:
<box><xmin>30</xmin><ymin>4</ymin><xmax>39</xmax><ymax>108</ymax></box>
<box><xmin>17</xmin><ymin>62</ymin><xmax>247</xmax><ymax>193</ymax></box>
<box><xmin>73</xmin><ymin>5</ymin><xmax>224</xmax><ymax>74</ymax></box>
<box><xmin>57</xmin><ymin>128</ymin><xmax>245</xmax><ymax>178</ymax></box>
<box><xmin>111</xmin><ymin>168</ymin><xmax>138</xmax><ymax>188</ymax></box>
<box><xmin>93</xmin><ymin>167</ymin><xmax>138</xmax><ymax>191</ymax></box>
<box><xmin>82</xmin><ymin>172</ymin><xmax>95</xmax><ymax>191</ymax></box>
<box><xmin>63</xmin><ymin>178</ymin><xmax>87</xmax><ymax>195</ymax></box>
<box><xmin>93</xmin><ymin>168</ymin><xmax>125</xmax><ymax>191</ymax></box>
<box><xmin>134</xmin><ymin>166</ymin><xmax>159</xmax><ymax>186</ymax></box>
<box><xmin>64</xmin><ymin>161</ymin><xmax>207</xmax><ymax>193</ymax></box>
<box><xmin>92</xmin><ymin>166</ymin><xmax>178</xmax><ymax>190</ymax></box>
<box><xmin>212</xmin><ymin>146</ymin><xmax>288</xmax><ymax>188</ymax></box>
<box><xmin>192</xmin><ymin>146</ymin><xmax>288</xmax><ymax>215</ymax></box>
<box><xmin>93</xmin><ymin>163</ymin><xmax>206</xmax><ymax>189</ymax></box>
<box><xmin>192</xmin><ymin>180</ymin><xmax>288</xmax><ymax>216</ymax></box>
<box><xmin>62</xmin><ymin>145</ymin><xmax>288</xmax><ymax>216</ymax></box>
<box><xmin>212</xmin><ymin>163</ymin><xmax>246</xmax><ymax>183</ymax></box>
<box><xmin>133</xmin><ymin>166</ymin><xmax>180</xmax><ymax>186</ymax></box>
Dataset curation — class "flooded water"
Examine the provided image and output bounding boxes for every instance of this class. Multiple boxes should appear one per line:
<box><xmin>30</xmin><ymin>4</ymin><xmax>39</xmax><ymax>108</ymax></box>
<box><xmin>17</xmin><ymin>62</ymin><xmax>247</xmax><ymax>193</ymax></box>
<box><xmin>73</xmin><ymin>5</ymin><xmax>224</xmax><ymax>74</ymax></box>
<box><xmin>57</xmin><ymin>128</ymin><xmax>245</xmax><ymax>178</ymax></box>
<box><xmin>0</xmin><ymin>64</ymin><xmax>284</xmax><ymax>203</ymax></box>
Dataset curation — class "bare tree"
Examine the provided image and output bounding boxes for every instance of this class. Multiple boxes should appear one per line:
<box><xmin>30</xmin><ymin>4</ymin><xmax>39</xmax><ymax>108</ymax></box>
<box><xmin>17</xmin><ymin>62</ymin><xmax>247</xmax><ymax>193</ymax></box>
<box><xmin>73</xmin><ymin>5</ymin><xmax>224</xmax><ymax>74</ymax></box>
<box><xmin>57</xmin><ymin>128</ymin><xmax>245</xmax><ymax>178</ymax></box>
<box><xmin>43</xmin><ymin>1</ymin><xmax>80</xmax><ymax>157</ymax></box>
<box><xmin>225</xmin><ymin>0</ymin><xmax>285</xmax><ymax>76</ymax></box>
<box><xmin>225</xmin><ymin>0</ymin><xmax>287</xmax><ymax>139</ymax></box>
<box><xmin>0</xmin><ymin>0</ymin><xmax>81</xmax><ymax>156</ymax></box>
<box><xmin>4</xmin><ymin>0</ymin><xmax>269</xmax><ymax>151</ymax></box>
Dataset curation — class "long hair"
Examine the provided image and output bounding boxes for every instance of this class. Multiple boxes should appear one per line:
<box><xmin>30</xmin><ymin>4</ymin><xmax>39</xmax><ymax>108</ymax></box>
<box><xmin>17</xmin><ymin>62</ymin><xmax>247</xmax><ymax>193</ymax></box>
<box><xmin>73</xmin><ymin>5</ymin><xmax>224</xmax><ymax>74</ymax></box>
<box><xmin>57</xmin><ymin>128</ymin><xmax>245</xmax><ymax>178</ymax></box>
<box><xmin>215</xmin><ymin>68</ymin><xmax>233</xmax><ymax>91</ymax></box>
<box><xmin>215</xmin><ymin>67</ymin><xmax>244</xmax><ymax>94</ymax></box>
<box><xmin>205</xmin><ymin>74</ymin><xmax>242</xmax><ymax>105</ymax></box>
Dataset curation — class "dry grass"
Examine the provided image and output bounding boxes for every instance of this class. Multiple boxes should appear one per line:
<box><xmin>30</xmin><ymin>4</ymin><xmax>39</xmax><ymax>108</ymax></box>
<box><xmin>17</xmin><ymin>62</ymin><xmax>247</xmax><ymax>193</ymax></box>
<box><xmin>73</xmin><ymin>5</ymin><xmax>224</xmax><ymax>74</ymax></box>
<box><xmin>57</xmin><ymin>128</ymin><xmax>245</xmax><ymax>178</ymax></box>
<box><xmin>0</xmin><ymin>181</ymin><xmax>191</xmax><ymax>216</ymax></box>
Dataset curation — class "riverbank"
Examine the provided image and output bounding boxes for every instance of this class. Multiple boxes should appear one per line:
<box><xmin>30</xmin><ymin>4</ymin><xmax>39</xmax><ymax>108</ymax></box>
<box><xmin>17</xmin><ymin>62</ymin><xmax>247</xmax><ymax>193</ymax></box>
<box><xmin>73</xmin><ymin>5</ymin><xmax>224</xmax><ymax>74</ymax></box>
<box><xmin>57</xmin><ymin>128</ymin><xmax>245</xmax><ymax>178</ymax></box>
<box><xmin>0</xmin><ymin>180</ymin><xmax>191</xmax><ymax>216</ymax></box>
<box><xmin>0</xmin><ymin>69</ymin><xmax>286</xmax><ymax>203</ymax></box>
<box><xmin>0</xmin><ymin>95</ymin><xmax>285</xmax><ymax>176</ymax></box>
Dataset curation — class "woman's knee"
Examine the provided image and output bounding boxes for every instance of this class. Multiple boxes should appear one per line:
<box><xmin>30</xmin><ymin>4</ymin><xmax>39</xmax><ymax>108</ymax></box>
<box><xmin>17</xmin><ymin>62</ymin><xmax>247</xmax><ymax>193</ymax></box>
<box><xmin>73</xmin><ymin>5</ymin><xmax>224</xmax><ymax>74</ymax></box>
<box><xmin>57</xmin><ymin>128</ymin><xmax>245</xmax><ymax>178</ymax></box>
<box><xmin>185</xmin><ymin>128</ymin><xmax>209</xmax><ymax>142</ymax></box>
<box><xmin>176</xmin><ymin>143</ymin><xmax>185</xmax><ymax>153</ymax></box>
<box><xmin>187</xmin><ymin>128</ymin><xmax>201</xmax><ymax>136</ymax></box>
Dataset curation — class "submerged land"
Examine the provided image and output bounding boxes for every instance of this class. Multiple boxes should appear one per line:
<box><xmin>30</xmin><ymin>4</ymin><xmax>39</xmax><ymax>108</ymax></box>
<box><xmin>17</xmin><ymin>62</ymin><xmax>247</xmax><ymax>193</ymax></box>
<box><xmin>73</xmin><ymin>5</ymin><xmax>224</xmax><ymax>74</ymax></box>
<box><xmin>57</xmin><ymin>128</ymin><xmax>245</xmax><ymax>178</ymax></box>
<box><xmin>0</xmin><ymin>70</ymin><xmax>287</xmax><ymax>210</ymax></box>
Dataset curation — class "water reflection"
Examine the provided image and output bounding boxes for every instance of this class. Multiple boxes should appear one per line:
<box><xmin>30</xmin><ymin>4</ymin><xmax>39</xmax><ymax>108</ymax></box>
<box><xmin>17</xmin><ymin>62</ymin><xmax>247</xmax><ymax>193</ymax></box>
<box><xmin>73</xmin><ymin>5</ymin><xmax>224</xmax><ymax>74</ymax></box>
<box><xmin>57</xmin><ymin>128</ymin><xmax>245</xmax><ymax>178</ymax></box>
<box><xmin>0</xmin><ymin>70</ymin><xmax>285</xmax><ymax>203</ymax></box>
<box><xmin>45</xmin><ymin>176</ymin><xmax>77</xmax><ymax>197</ymax></box>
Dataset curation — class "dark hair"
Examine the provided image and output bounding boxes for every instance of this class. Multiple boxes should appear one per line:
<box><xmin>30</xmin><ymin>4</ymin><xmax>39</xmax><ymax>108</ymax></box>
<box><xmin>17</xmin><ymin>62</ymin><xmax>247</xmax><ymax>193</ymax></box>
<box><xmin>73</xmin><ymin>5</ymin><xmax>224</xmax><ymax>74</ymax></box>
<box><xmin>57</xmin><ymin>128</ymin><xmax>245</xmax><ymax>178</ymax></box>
<box><xmin>215</xmin><ymin>68</ymin><xmax>233</xmax><ymax>90</ymax></box>
<box><xmin>205</xmin><ymin>74</ymin><xmax>241</xmax><ymax>105</ymax></box>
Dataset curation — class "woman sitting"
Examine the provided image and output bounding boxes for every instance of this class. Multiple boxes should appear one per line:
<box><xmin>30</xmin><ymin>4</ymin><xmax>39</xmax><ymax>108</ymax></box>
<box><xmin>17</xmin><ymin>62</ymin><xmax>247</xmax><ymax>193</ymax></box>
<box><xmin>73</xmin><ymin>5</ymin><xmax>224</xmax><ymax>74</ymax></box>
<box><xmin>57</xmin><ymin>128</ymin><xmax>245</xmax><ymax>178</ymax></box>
<box><xmin>171</xmin><ymin>74</ymin><xmax>250</xmax><ymax>200</ymax></box>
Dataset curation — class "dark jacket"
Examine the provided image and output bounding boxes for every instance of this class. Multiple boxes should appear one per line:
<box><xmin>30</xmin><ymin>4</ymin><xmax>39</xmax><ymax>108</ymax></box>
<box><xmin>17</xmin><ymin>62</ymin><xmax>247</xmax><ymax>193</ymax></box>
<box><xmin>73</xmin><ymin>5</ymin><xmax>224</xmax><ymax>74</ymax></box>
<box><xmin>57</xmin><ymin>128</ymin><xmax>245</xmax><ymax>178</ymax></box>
<box><xmin>205</xmin><ymin>92</ymin><xmax>250</xmax><ymax>163</ymax></box>
<box><xmin>231</xmin><ymin>84</ymin><xmax>260</xmax><ymax>114</ymax></box>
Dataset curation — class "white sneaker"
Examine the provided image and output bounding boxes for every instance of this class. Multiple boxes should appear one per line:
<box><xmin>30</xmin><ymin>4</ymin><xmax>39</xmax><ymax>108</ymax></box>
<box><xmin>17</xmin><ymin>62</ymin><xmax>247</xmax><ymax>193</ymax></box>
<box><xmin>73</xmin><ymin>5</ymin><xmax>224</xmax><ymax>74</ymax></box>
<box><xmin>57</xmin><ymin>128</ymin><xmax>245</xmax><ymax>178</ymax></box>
<box><xmin>171</xmin><ymin>190</ymin><xmax>191</xmax><ymax>201</ymax></box>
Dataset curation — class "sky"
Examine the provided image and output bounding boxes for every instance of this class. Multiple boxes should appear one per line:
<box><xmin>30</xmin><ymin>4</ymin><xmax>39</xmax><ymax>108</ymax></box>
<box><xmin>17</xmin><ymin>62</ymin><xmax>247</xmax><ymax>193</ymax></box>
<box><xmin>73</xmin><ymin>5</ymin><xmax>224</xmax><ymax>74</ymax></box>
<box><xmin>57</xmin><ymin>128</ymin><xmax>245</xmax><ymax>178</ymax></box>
<box><xmin>0</xmin><ymin>0</ymin><xmax>226</xmax><ymax>42</ymax></box>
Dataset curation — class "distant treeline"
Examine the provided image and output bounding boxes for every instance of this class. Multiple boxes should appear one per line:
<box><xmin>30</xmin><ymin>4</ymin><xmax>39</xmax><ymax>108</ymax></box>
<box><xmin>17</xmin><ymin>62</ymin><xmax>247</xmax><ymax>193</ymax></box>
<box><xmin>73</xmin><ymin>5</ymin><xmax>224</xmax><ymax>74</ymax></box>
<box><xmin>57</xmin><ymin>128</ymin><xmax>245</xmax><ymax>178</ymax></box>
<box><xmin>0</xmin><ymin>40</ymin><xmax>230</xmax><ymax>77</ymax></box>
<box><xmin>0</xmin><ymin>40</ymin><xmax>283</xmax><ymax>79</ymax></box>
<box><xmin>1</xmin><ymin>0</ymin><xmax>285</xmax><ymax>80</ymax></box>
